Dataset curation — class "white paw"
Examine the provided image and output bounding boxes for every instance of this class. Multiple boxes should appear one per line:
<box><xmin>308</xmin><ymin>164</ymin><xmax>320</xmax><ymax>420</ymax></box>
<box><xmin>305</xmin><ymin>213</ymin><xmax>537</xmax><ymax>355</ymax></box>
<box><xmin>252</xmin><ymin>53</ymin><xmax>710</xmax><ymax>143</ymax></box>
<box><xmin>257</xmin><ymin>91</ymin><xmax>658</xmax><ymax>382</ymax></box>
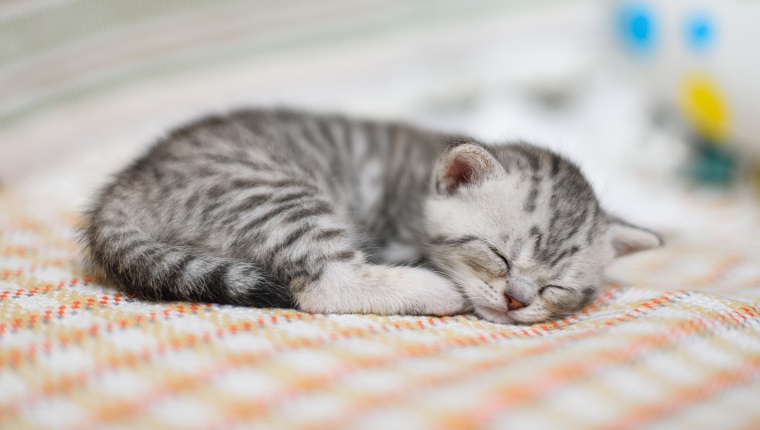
<box><xmin>380</xmin><ymin>266</ymin><xmax>466</xmax><ymax>316</ymax></box>
<box><xmin>296</xmin><ymin>262</ymin><xmax>466</xmax><ymax>316</ymax></box>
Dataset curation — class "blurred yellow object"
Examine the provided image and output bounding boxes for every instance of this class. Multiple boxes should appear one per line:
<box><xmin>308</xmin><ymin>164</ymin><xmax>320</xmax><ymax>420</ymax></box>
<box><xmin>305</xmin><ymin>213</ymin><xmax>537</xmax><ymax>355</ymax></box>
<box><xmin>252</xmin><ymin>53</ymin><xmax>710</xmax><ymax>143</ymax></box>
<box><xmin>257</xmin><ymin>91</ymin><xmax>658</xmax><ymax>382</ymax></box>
<box><xmin>679</xmin><ymin>73</ymin><xmax>730</xmax><ymax>142</ymax></box>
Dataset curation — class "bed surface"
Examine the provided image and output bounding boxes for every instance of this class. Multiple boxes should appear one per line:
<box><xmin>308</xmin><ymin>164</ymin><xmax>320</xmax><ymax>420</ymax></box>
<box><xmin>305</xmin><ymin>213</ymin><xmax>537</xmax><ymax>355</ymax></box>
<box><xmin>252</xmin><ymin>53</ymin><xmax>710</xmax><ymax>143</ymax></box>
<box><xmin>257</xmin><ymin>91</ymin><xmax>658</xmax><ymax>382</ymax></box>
<box><xmin>2</xmin><ymin>189</ymin><xmax>759</xmax><ymax>429</ymax></box>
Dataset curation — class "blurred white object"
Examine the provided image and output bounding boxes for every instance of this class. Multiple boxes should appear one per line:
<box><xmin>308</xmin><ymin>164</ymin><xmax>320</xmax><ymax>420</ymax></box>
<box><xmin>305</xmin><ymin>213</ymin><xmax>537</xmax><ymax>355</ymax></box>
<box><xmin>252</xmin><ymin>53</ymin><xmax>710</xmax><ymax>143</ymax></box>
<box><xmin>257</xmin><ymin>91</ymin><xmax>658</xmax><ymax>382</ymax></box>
<box><xmin>612</xmin><ymin>0</ymin><xmax>760</xmax><ymax>158</ymax></box>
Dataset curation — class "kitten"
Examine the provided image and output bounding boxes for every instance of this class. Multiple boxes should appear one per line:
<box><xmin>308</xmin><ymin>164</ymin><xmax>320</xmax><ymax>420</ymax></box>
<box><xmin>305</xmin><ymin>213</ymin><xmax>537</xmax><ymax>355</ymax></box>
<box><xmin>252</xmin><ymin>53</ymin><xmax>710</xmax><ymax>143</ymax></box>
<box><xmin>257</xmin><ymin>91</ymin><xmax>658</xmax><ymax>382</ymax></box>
<box><xmin>80</xmin><ymin>108</ymin><xmax>662</xmax><ymax>324</ymax></box>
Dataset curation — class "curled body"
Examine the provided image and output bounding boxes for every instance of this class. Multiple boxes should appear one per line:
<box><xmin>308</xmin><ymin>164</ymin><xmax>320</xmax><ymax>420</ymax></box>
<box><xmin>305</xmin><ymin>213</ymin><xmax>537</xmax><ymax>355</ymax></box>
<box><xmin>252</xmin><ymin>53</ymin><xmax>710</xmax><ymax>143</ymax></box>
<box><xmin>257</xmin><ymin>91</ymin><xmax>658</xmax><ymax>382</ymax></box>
<box><xmin>81</xmin><ymin>108</ymin><xmax>662</xmax><ymax>324</ymax></box>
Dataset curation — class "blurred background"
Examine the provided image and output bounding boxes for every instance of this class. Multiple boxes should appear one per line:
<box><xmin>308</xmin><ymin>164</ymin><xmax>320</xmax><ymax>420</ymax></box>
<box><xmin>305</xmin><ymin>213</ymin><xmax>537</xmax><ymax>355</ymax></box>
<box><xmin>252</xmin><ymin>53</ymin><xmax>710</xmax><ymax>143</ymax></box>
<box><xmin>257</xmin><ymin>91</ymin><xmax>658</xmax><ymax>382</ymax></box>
<box><xmin>1</xmin><ymin>0</ymin><xmax>759</xmax><ymax>289</ymax></box>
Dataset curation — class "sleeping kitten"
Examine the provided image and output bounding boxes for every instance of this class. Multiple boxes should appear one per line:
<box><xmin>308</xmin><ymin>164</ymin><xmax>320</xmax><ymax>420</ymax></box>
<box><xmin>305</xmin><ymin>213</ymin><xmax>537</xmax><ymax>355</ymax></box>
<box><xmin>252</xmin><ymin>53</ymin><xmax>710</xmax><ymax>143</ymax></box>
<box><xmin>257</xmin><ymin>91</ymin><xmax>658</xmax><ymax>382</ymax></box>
<box><xmin>81</xmin><ymin>108</ymin><xmax>662</xmax><ymax>324</ymax></box>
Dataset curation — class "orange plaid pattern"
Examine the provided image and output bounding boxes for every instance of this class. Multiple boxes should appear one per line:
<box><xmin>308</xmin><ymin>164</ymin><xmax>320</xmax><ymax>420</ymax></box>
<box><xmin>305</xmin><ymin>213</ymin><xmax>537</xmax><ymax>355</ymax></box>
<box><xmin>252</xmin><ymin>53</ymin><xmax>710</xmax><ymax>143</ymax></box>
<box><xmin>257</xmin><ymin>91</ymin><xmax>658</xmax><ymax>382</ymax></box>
<box><xmin>1</xmin><ymin>191</ymin><xmax>759</xmax><ymax>429</ymax></box>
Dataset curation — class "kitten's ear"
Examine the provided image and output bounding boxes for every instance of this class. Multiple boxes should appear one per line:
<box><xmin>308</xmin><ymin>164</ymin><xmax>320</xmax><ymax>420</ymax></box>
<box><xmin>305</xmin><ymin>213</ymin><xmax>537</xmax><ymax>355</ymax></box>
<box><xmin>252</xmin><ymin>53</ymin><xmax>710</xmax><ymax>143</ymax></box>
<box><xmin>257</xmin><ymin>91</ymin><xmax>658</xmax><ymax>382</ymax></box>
<box><xmin>606</xmin><ymin>217</ymin><xmax>664</xmax><ymax>258</ymax></box>
<box><xmin>434</xmin><ymin>143</ymin><xmax>505</xmax><ymax>194</ymax></box>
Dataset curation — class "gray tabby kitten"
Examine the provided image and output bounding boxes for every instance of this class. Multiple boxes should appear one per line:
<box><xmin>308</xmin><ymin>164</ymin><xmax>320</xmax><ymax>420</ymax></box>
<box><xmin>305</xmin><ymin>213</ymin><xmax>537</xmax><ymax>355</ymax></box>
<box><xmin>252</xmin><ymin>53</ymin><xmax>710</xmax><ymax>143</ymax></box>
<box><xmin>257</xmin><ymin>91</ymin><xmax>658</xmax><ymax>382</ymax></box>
<box><xmin>81</xmin><ymin>108</ymin><xmax>662</xmax><ymax>324</ymax></box>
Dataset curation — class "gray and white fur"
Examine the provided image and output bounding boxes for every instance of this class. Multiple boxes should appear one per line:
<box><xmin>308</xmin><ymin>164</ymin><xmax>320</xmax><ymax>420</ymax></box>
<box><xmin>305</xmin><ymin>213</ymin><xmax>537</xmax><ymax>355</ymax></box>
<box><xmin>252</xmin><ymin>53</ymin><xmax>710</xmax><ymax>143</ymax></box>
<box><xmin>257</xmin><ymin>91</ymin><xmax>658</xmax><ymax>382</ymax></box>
<box><xmin>81</xmin><ymin>108</ymin><xmax>662</xmax><ymax>324</ymax></box>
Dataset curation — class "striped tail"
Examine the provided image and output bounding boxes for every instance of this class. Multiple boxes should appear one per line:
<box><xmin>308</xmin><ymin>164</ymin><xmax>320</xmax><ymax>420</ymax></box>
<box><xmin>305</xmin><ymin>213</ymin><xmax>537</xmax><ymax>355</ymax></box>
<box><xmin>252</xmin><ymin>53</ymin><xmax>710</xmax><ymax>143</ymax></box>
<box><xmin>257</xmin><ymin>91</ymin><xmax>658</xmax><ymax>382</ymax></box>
<box><xmin>80</xmin><ymin>217</ymin><xmax>293</xmax><ymax>308</ymax></box>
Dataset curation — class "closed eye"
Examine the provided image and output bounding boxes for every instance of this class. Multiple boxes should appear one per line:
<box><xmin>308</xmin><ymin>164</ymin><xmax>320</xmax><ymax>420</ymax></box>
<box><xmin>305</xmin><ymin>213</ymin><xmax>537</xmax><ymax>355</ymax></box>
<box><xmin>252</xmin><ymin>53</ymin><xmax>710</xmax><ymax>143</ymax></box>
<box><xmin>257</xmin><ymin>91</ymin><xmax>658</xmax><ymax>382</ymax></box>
<box><xmin>540</xmin><ymin>285</ymin><xmax>589</xmax><ymax>313</ymax></box>
<box><xmin>487</xmin><ymin>245</ymin><xmax>511</xmax><ymax>273</ymax></box>
<box><xmin>539</xmin><ymin>285</ymin><xmax>570</xmax><ymax>296</ymax></box>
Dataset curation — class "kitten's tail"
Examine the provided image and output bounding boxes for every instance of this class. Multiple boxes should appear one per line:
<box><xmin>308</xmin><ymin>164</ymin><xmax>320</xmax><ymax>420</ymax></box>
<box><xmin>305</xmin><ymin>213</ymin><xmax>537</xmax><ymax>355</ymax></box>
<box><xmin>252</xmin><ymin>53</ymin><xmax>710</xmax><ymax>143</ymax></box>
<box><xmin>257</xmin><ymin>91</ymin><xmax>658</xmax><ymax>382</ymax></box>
<box><xmin>79</xmin><ymin>215</ymin><xmax>293</xmax><ymax>308</ymax></box>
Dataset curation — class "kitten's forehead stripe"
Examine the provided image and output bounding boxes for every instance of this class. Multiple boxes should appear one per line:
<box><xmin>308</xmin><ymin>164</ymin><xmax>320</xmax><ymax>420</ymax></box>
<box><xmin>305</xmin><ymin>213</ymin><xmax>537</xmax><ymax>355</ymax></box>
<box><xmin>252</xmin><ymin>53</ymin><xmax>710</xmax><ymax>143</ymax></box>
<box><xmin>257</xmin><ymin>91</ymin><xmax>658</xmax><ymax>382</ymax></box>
<box><xmin>523</xmin><ymin>173</ymin><xmax>541</xmax><ymax>213</ymax></box>
<box><xmin>509</xmin><ymin>144</ymin><xmax>541</xmax><ymax>172</ymax></box>
<box><xmin>529</xmin><ymin>226</ymin><xmax>544</xmax><ymax>258</ymax></box>
<box><xmin>549</xmin><ymin>244</ymin><xmax>581</xmax><ymax>267</ymax></box>
<box><xmin>550</xmin><ymin>153</ymin><xmax>562</xmax><ymax>177</ymax></box>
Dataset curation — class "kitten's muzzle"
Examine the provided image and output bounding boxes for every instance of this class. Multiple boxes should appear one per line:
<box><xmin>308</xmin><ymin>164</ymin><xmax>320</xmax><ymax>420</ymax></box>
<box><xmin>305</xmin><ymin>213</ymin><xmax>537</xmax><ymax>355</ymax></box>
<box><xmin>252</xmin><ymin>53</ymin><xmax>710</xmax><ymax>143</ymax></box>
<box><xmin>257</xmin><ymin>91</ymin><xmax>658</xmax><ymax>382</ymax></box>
<box><xmin>503</xmin><ymin>275</ymin><xmax>537</xmax><ymax>311</ymax></box>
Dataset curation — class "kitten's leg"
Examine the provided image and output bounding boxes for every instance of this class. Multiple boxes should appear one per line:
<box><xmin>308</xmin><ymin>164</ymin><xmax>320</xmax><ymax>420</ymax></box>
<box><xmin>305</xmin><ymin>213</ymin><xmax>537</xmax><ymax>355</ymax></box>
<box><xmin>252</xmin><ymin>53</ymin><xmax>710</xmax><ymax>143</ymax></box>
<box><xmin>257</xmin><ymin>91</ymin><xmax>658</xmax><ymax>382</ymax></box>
<box><xmin>221</xmin><ymin>187</ymin><xmax>465</xmax><ymax>316</ymax></box>
<box><xmin>281</xmin><ymin>225</ymin><xmax>465</xmax><ymax>316</ymax></box>
<box><xmin>296</xmin><ymin>260</ymin><xmax>466</xmax><ymax>316</ymax></box>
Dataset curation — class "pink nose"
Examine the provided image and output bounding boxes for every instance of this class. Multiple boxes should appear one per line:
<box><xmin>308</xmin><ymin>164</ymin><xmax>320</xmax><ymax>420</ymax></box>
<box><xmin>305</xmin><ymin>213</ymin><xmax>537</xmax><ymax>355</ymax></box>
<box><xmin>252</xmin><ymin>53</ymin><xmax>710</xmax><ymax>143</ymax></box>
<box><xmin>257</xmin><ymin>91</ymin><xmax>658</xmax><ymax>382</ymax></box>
<box><xmin>505</xmin><ymin>294</ymin><xmax>526</xmax><ymax>311</ymax></box>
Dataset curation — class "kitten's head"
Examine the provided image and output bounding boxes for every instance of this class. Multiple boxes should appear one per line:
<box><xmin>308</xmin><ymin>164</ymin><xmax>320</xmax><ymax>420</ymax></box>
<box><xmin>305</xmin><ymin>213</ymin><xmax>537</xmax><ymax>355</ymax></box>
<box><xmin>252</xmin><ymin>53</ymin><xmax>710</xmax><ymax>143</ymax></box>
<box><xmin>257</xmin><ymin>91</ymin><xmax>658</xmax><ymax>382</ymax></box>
<box><xmin>424</xmin><ymin>141</ymin><xmax>662</xmax><ymax>324</ymax></box>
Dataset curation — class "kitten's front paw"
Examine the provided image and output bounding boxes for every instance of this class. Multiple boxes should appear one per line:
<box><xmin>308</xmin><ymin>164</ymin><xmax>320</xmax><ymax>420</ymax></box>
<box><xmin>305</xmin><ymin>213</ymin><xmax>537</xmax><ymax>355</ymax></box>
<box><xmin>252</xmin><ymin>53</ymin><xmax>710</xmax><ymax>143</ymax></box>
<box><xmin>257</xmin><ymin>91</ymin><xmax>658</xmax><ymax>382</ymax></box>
<box><xmin>394</xmin><ymin>267</ymin><xmax>466</xmax><ymax>316</ymax></box>
<box><xmin>298</xmin><ymin>262</ymin><xmax>466</xmax><ymax>316</ymax></box>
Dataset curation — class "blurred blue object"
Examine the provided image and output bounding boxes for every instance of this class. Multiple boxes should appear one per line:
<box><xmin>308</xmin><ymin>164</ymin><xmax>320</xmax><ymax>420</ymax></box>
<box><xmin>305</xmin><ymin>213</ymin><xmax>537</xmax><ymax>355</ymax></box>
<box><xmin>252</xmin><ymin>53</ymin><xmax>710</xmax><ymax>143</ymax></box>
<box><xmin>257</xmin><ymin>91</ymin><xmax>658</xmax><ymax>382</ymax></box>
<box><xmin>685</xmin><ymin>11</ymin><xmax>715</xmax><ymax>52</ymax></box>
<box><xmin>618</xmin><ymin>3</ymin><xmax>656</xmax><ymax>55</ymax></box>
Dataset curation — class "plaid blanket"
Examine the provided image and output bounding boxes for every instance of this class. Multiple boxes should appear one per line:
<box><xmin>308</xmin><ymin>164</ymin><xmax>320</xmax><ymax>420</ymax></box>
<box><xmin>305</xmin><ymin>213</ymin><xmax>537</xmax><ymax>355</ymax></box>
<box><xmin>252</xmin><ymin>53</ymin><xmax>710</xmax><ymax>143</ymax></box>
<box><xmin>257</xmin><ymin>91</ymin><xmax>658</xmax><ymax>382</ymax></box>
<box><xmin>2</xmin><ymin>1</ymin><xmax>760</xmax><ymax>428</ymax></box>
<box><xmin>2</xmin><ymin>191</ymin><xmax>759</xmax><ymax>429</ymax></box>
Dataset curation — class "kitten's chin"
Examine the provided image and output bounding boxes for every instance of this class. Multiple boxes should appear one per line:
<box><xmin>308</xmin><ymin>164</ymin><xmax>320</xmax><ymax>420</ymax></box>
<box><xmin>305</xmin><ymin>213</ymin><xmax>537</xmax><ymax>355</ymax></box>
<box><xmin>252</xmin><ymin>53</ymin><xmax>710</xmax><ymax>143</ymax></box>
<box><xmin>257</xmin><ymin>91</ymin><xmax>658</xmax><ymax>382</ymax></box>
<box><xmin>474</xmin><ymin>304</ymin><xmax>551</xmax><ymax>325</ymax></box>
<box><xmin>474</xmin><ymin>305</ymin><xmax>515</xmax><ymax>324</ymax></box>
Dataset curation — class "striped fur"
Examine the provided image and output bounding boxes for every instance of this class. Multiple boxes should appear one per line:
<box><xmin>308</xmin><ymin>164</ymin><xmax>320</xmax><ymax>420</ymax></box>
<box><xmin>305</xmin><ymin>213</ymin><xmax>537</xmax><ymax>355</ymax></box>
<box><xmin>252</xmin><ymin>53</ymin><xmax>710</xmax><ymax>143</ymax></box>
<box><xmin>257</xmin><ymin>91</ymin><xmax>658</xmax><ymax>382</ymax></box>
<box><xmin>81</xmin><ymin>108</ymin><xmax>662</xmax><ymax>323</ymax></box>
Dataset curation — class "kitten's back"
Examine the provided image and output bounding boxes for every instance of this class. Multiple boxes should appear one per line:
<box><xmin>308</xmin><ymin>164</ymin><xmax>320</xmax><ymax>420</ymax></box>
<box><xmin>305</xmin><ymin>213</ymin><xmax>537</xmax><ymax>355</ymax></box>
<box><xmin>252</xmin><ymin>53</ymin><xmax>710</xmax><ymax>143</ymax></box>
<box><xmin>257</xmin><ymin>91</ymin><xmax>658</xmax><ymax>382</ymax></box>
<box><xmin>80</xmin><ymin>109</ymin><xmax>448</xmax><ymax>310</ymax></box>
